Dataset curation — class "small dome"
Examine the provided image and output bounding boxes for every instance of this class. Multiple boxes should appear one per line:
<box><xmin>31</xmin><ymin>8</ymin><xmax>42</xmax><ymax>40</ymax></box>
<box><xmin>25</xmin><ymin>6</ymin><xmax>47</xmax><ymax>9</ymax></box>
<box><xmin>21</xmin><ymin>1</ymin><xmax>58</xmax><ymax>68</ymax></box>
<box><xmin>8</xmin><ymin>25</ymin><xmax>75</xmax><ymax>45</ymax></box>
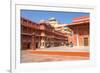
<box><xmin>49</xmin><ymin>17</ymin><xmax>56</xmax><ymax>21</ymax></box>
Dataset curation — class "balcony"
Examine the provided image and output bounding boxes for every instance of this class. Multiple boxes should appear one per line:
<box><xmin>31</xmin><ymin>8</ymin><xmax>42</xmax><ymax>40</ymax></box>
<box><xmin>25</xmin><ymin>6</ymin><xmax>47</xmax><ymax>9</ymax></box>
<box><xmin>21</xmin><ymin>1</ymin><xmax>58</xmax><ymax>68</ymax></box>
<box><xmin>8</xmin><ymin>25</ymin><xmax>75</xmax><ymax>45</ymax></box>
<box><xmin>21</xmin><ymin>33</ymin><xmax>32</xmax><ymax>36</ymax></box>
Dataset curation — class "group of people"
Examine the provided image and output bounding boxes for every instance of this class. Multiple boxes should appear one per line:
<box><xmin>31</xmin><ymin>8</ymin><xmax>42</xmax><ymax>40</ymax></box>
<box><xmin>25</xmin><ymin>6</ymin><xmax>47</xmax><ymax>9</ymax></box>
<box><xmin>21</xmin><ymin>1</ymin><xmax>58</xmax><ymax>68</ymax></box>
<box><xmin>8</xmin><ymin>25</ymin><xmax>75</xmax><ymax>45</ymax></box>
<box><xmin>66</xmin><ymin>42</ymin><xmax>73</xmax><ymax>47</ymax></box>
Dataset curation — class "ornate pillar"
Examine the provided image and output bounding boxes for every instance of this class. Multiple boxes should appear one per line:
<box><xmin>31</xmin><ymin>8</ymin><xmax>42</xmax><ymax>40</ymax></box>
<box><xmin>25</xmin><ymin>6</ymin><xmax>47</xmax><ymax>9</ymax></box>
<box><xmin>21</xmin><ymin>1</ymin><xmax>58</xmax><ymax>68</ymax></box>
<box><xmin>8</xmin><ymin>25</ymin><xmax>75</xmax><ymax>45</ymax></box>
<box><xmin>31</xmin><ymin>32</ymin><xmax>36</xmax><ymax>50</ymax></box>
<box><xmin>40</xmin><ymin>37</ymin><xmax>45</xmax><ymax>48</ymax></box>
<box><xmin>76</xmin><ymin>26</ymin><xmax>79</xmax><ymax>46</ymax></box>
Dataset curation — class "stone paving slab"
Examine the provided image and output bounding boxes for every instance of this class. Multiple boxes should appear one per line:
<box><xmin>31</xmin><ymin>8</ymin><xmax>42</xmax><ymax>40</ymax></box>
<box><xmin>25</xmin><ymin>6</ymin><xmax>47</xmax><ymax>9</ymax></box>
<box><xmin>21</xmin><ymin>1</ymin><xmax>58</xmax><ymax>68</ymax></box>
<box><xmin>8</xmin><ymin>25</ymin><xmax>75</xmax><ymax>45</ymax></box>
<box><xmin>21</xmin><ymin>50</ymin><xmax>89</xmax><ymax>63</ymax></box>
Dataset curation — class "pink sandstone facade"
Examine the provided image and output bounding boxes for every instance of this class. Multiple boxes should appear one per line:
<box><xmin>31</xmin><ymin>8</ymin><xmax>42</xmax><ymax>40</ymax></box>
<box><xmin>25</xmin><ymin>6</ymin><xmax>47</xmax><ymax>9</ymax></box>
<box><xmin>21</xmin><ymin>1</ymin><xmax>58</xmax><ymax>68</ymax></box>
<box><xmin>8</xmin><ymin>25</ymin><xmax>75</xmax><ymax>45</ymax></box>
<box><xmin>21</xmin><ymin>16</ymin><xmax>89</xmax><ymax>50</ymax></box>
<box><xmin>67</xmin><ymin>16</ymin><xmax>89</xmax><ymax>46</ymax></box>
<box><xmin>21</xmin><ymin>17</ymin><xmax>68</xmax><ymax>50</ymax></box>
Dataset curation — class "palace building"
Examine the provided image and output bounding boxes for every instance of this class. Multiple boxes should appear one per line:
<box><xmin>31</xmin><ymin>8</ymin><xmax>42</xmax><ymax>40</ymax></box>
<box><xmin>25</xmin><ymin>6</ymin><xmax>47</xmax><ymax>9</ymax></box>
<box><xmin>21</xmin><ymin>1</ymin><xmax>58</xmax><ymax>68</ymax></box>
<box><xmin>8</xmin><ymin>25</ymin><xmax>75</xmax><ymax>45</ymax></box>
<box><xmin>48</xmin><ymin>17</ymin><xmax>70</xmax><ymax>35</ymax></box>
<box><xmin>21</xmin><ymin>16</ymin><xmax>89</xmax><ymax>50</ymax></box>
<box><xmin>66</xmin><ymin>16</ymin><xmax>89</xmax><ymax>46</ymax></box>
<box><xmin>21</xmin><ymin>17</ymin><xmax>68</xmax><ymax>50</ymax></box>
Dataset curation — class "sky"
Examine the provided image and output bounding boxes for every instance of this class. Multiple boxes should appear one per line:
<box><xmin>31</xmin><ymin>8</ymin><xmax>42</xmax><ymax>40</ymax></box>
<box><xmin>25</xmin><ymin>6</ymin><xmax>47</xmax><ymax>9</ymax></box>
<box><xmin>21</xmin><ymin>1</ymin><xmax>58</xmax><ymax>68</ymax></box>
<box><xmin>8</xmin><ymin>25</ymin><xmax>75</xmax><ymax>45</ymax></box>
<box><xmin>21</xmin><ymin>9</ymin><xmax>89</xmax><ymax>24</ymax></box>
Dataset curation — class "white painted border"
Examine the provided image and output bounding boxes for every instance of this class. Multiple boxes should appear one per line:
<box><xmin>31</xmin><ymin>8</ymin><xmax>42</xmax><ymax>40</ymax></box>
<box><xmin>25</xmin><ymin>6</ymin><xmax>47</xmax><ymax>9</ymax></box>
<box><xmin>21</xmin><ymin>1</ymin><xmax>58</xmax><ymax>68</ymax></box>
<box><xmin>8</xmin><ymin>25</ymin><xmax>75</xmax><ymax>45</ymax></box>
<box><xmin>11</xmin><ymin>4</ymin><xmax>96</xmax><ymax>73</ymax></box>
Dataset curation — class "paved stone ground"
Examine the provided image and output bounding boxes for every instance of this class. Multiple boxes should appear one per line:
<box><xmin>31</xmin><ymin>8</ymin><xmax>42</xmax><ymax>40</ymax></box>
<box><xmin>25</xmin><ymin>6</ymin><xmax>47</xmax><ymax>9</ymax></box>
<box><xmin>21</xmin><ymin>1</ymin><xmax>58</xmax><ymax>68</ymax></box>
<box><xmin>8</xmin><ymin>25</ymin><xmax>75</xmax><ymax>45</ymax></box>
<box><xmin>21</xmin><ymin>49</ymin><xmax>89</xmax><ymax>63</ymax></box>
<box><xmin>37</xmin><ymin>46</ymin><xmax>89</xmax><ymax>52</ymax></box>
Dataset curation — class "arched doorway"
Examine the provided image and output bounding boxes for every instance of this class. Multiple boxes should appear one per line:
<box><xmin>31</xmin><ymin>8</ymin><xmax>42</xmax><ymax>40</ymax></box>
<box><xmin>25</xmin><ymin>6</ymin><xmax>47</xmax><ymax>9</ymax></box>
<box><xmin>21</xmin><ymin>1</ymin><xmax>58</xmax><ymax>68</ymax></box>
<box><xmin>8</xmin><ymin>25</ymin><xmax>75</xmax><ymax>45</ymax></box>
<box><xmin>36</xmin><ymin>42</ymin><xmax>39</xmax><ymax>48</ymax></box>
<box><xmin>84</xmin><ymin>37</ymin><xmax>88</xmax><ymax>46</ymax></box>
<box><xmin>27</xmin><ymin>42</ymin><xmax>31</xmax><ymax>49</ymax></box>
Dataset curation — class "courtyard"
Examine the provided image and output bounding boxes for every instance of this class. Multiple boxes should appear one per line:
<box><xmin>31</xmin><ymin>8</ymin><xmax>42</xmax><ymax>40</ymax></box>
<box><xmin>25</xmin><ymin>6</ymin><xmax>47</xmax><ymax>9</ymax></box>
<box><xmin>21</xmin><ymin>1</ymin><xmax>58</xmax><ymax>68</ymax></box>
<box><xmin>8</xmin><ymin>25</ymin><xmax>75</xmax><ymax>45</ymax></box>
<box><xmin>21</xmin><ymin>46</ymin><xmax>89</xmax><ymax>63</ymax></box>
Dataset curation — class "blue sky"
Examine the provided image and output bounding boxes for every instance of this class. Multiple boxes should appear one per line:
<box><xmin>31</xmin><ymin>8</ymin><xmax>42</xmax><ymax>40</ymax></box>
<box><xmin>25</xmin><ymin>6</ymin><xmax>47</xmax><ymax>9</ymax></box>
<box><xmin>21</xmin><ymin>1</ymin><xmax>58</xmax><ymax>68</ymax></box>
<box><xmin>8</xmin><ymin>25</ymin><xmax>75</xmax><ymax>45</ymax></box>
<box><xmin>21</xmin><ymin>9</ymin><xmax>89</xmax><ymax>24</ymax></box>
